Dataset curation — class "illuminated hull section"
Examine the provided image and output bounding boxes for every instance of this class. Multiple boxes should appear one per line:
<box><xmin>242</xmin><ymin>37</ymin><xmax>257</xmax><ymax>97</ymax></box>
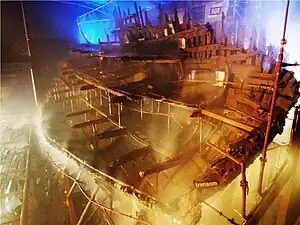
<box><xmin>42</xmin><ymin>56</ymin><xmax>299</xmax><ymax>225</ymax></box>
<box><xmin>43</xmin><ymin>1</ymin><xmax>300</xmax><ymax>224</ymax></box>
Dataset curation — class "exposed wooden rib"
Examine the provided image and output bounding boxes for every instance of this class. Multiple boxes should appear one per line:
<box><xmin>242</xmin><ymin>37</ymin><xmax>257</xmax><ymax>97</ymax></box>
<box><xmin>51</xmin><ymin>95</ymin><xmax>78</xmax><ymax>103</ymax></box>
<box><xmin>109</xmin><ymin>146</ymin><xmax>151</xmax><ymax>168</ymax></box>
<box><xmin>111</xmin><ymin>95</ymin><xmax>128</xmax><ymax>104</ymax></box>
<box><xmin>191</xmin><ymin>109</ymin><xmax>255</xmax><ymax>132</ymax></box>
<box><xmin>70</xmin><ymin>128</ymin><xmax>127</xmax><ymax>143</ymax></box>
<box><xmin>62</xmin><ymin>70</ymin><xmax>75</xmax><ymax>75</ymax></box>
<box><xmin>80</xmin><ymin>84</ymin><xmax>97</xmax><ymax>91</ymax></box>
<box><xmin>131</xmin><ymin>59</ymin><xmax>179</xmax><ymax>64</ymax></box>
<box><xmin>52</xmin><ymin>89</ymin><xmax>72</xmax><ymax>94</ymax></box>
<box><xmin>66</xmin><ymin>109</ymin><xmax>94</xmax><ymax>118</ymax></box>
<box><xmin>139</xmin><ymin>151</ymin><xmax>195</xmax><ymax>177</ymax></box>
<box><xmin>95</xmin><ymin>128</ymin><xmax>127</xmax><ymax>140</ymax></box>
<box><xmin>185</xmin><ymin>44</ymin><xmax>221</xmax><ymax>52</ymax></box>
<box><xmin>72</xmin><ymin>118</ymin><xmax>107</xmax><ymax>129</ymax></box>
<box><xmin>236</xmin><ymin>95</ymin><xmax>261</xmax><ymax>111</ymax></box>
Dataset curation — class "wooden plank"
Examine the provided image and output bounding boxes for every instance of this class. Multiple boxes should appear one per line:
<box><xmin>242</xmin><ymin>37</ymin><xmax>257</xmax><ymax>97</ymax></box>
<box><xmin>109</xmin><ymin>146</ymin><xmax>151</xmax><ymax>168</ymax></box>
<box><xmin>72</xmin><ymin>118</ymin><xmax>107</xmax><ymax>129</ymax></box>
<box><xmin>192</xmin><ymin>109</ymin><xmax>255</xmax><ymax>132</ymax></box>
<box><xmin>236</xmin><ymin>95</ymin><xmax>261</xmax><ymax>111</ymax></box>
<box><xmin>95</xmin><ymin>128</ymin><xmax>127</xmax><ymax>140</ymax></box>
<box><xmin>184</xmin><ymin>44</ymin><xmax>221</xmax><ymax>52</ymax></box>
<box><xmin>66</xmin><ymin>109</ymin><xmax>94</xmax><ymax>118</ymax></box>
<box><xmin>131</xmin><ymin>59</ymin><xmax>179</xmax><ymax>64</ymax></box>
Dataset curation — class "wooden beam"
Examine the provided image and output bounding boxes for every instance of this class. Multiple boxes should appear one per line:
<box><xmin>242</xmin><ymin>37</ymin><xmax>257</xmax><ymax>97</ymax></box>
<box><xmin>139</xmin><ymin>151</ymin><xmax>194</xmax><ymax>177</ymax></box>
<box><xmin>72</xmin><ymin>118</ymin><xmax>107</xmax><ymax>129</ymax></box>
<box><xmin>95</xmin><ymin>128</ymin><xmax>127</xmax><ymax>140</ymax></box>
<box><xmin>184</xmin><ymin>44</ymin><xmax>221</xmax><ymax>52</ymax></box>
<box><xmin>80</xmin><ymin>84</ymin><xmax>97</xmax><ymax>91</ymax></box>
<box><xmin>109</xmin><ymin>146</ymin><xmax>151</xmax><ymax>168</ymax></box>
<box><xmin>191</xmin><ymin>109</ymin><xmax>255</xmax><ymax>132</ymax></box>
<box><xmin>66</xmin><ymin>109</ymin><xmax>94</xmax><ymax>118</ymax></box>
<box><xmin>131</xmin><ymin>59</ymin><xmax>180</xmax><ymax>64</ymax></box>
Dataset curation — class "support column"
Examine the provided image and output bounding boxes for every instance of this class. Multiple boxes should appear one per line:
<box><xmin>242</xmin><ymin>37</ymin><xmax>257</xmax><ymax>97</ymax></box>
<box><xmin>99</xmin><ymin>89</ymin><xmax>103</xmax><ymax>106</ymax></box>
<box><xmin>118</xmin><ymin>103</ymin><xmax>121</xmax><ymax>127</ymax></box>
<box><xmin>82</xmin><ymin>206</ymin><xmax>100</xmax><ymax>225</ymax></box>
<box><xmin>77</xmin><ymin>187</ymin><xmax>100</xmax><ymax>225</ymax></box>
<box><xmin>241</xmin><ymin>162</ymin><xmax>248</xmax><ymax>218</ymax></box>
<box><xmin>151</xmin><ymin>99</ymin><xmax>154</xmax><ymax>113</ymax></box>
<box><xmin>258</xmin><ymin>0</ymin><xmax>290</xmax><ymax>195</ymax></box>
<box><xmin>108</xmin><ymin>93</ymin><xmax>112</xmax><ymax>115</ymax></box>
<box><xmin>67</xmin><ymin>172</ymin><xmax>81</xmax><ymax>198</ymax></box>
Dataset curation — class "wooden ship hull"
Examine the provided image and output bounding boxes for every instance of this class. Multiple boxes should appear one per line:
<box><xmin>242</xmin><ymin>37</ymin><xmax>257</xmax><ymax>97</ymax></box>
<box><xmin>41</xmin><ymin>1</ymin><xmax>300</xmax><ymax>224</ymax></box>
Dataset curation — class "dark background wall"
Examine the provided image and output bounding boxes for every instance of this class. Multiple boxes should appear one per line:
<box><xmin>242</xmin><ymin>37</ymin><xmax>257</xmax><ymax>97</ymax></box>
<box><xmin>1</xmin><ymin>1</ymin><xmax>88</xmax><ymax>62</ymax></box>
<box><xmin>1</xmin><ymin>1</ymin><xmax>88</xmax><ymax>103</ymax></box>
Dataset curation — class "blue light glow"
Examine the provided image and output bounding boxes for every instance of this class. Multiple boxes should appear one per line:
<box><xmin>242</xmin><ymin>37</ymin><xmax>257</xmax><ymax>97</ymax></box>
<box><xmin>76</xmin><ymin>0</ymin><xmax>165</xmax><ymax>44</ymax></box>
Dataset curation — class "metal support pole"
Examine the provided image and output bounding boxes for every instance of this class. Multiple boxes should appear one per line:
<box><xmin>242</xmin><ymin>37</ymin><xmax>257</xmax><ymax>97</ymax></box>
<box><xmin>258</xmin><ymin>0</ymin><xmax>290</xmax><ymax>195</ymax></box>
<box><xmin>240</xmin><ymin>162</ymin><xmax>248</xmax><ymax>218</ymax></box>
<box><xmin>202</xmin><ymin>201</ymin><xmax>239</xmax><ymax>225</ymax></box>
<box><xmin>99</xmin><ymin>89</ymin><xmax>103</xmax><ymax>106</ymax></box>
<box><xmin>118</xmin><ymin>103</ymin><xmax>121</xmax><ymax>127</ymax></box>
<box><xmin>71</xmin><ymin>99</ymin><xmax>74</xmax><ymax>113</ymax></box>
<box><xmin>21</xmin><ymin>0</ymin><xmax>38</xmax><ymax>107</ymax></box>
<box><xmin>206</xmin><ymin>141</ymin><xmax>248</xmax><ymax>218</ymax></box>
<box><xmin>108</xmin><ymin>93</ymin><xmax>112</xmax><ymax>115</ymax></box>
<box><xmin>82</xmin><ymin>206</ymin><xmax>100</xmax><ymax>225</ymax></box>
<box><xmin>89</xmin><ymin>90</ymin><xmax>92</xmax><ymax>105</ymax></box>
<box><xmin>21</xmin><ymin>1</ymin><xmax>31</xmax><ymax>58</ymax></box>
<box><xmin>151</xmin><ymin>99</ymin><xmax>154</xmax><ymax>113</ymax></box>
<box><xmin>77</xmin><ymin>187</ymin><xmax>100</xmax><ymax>225</ymax></box>
<box><xmin>29</xmin><ymin>69</ymin><xmax>38</xmax><ymax>107</ymax></box>
<box><xmin>99</xmin><ymin>55</ymin><xmax>102</xmax><ymax>71</ymax></box>
<box><xmin>67</xmin><ymin>172</ymin><xmax>81</xmax><ymax>198</ymax></box>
